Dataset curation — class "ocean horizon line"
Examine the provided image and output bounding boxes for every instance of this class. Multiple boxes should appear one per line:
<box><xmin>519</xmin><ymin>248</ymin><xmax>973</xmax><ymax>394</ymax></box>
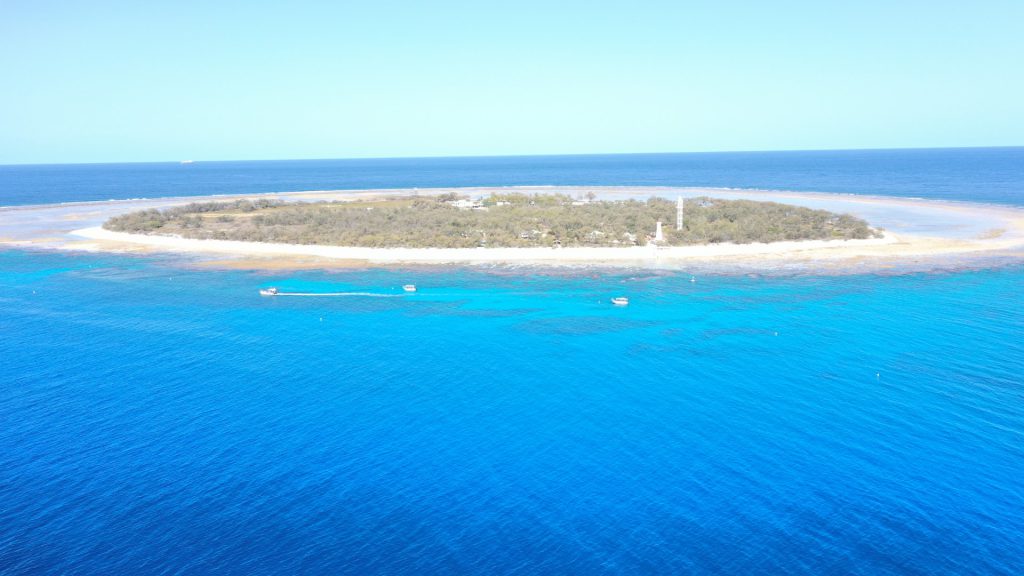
<box><xmin>3</xmin><ymin>144</ymin><xmax>1023</xmax><ymax>168</ymax></box>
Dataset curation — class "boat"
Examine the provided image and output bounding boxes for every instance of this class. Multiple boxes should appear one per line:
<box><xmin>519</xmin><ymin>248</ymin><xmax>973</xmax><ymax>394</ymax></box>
<box><xmin>259</xmin><ymin>287</ymin><xmax>279</xmax><ymax>296</ymax></box>
<box><xmin>403</xmin><ymin>284</ymin><xmax>417</xmax><ymax>292</ymax></box>
<box><xmin>611</xmin><ymin>297</ymin><xmax>629</xmax><ymax>306</ymax></box>
<box><xmin>179</xmin><ymin>160</ymin><xmax>195</xmax><ymax>165</ymax></box>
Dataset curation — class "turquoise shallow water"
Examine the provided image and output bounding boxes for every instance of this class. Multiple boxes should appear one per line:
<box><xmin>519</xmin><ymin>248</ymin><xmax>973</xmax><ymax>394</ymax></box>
<box><xmin>2</xmin><ymin>249</ymin><xmax>1023</xmax><ymax>574</ymax></box>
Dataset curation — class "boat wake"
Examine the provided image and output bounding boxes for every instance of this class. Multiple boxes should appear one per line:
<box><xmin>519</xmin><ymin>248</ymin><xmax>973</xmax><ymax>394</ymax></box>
<box><xmin>261</xmin><ymin>290</ymin><xmax>405</xmax><ymax>298</ymax></box>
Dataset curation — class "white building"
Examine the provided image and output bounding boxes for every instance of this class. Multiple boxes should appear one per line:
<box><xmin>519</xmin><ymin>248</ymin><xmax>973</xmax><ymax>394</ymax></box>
<box><xmin>450</xmin><ymin>199</ymin><xmax>484</xmax><ymax>210</ymax></box>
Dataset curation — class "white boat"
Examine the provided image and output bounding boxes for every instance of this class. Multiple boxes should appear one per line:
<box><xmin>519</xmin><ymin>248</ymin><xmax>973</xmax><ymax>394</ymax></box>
<box><xmin>611</xmin><ymin>297</ymin><xmax>629</xmax><ymax>306</ymax></box>
<box><xmin>259</xmin><ymin>287</ymin><xmax>279</xmax><ymax>296</ymax></box>
<box><xmin>403</xmin><ymin>284</ymin><xmax>417</xmax><ymax>292</ymax></box>
<box><xmin>180</xmin><ymin>160</ymin><xmax>195</xmax><ymax>165</ymax></box>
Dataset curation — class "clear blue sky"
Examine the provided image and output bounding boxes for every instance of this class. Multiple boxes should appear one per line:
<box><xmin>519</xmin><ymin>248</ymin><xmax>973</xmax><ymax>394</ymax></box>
<box><xmin>2</xmin><ymin>1</ymin><xmax>1022</xmax><ymax>164</ymax></box>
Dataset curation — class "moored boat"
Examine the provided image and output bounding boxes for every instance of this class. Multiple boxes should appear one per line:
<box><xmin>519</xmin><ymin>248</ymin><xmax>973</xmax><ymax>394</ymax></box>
<box><xmin>611</xmin><ymin>296</ymin><xmax>629</xmax><ymax>306</ymax></box>
<box><xmin>403</xmin><ymin>284</ymin><xmax>417</xmax><ymax>292</ymax></box>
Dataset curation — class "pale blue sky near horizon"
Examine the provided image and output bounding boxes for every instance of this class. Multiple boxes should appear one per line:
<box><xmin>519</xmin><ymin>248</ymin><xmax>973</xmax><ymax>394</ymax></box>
<box><xmin>2</xmin><ymin>0</ymin><xmax>1022</xmax><ymax>165</ymax></box>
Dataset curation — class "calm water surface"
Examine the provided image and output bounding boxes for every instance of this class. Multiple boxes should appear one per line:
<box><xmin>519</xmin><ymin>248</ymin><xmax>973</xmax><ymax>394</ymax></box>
<box><xmin>2</xmin><ymin>147</ymin><xmax>1023</xmax><ymax>207</ymax></box>
<box><xmin>1</xmin><ymin>150</ymin><xmax>1023</xmax><ymax>574</ymax></box>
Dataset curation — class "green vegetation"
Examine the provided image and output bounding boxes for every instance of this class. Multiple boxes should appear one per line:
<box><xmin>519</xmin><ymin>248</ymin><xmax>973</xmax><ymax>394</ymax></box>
<box><xmin>103</xmin><ymin>193</ymin><xmax>879</xmax><ymax>248</ymax></box>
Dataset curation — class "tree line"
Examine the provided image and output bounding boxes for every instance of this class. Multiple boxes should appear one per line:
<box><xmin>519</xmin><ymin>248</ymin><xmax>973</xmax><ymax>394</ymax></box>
<box><xmin>104</xmin><ymin>193</ymin><xmax>880</xmax><ymax>248</ymax></box>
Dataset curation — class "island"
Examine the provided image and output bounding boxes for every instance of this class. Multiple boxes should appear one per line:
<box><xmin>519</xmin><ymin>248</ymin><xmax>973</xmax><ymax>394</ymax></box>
<box><xmin>3</xmin><ymin>186</ymin><xmax>1024</xmax><ymax>272</ymax></box>
<box><xmin>102</xmin><ymin>193</ymin><xmax>880</xmax><ymax>248</ymax></box>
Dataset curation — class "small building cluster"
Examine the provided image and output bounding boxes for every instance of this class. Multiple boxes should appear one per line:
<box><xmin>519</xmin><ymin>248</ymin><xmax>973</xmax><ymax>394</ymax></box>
<box><xmin>448</xmin><ymin>198</ymin><xmax>486</xmax><ymax>210</ymax></box>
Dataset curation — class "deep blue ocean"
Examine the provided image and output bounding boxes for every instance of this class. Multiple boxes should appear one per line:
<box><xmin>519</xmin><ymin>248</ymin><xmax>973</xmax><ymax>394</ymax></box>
<box><xmin>2</xmin><ymin>149</ymin><xmax>1024</xmax><ymax>575</ymax></box>
<box><xmin>2</xmin><ymin>147</ymin><xmax>1024</xmax><ymax>207</ymax></box>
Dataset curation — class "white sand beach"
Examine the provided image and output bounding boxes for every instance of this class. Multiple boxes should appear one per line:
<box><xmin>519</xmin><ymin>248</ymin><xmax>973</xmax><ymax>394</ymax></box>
<box><xmin>3</xmin><ymin>186</ymin><xmax>1024</xmax><ymax>272</ymax></box>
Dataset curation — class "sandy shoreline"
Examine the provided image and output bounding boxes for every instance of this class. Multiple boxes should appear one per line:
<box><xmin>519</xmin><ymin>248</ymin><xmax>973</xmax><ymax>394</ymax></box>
<box><xmin>71</xmin><ymin>225</ymin><xmax>903</xmax><ymax>262</ymax></box>
<box><xmin>4</xmin><ymin>186</ymin><xmax>1024</xmax><ymax>272</ymax></box>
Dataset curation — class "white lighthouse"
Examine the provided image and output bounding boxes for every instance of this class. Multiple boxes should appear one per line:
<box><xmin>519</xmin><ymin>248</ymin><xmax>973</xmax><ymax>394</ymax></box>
<box><xmin>655</xmin><ymin>221</ymin><xmax>664</xmax><ymax>243</ymax></box>
<box><xmin>676</xmin><ymin>196</ymin><xmax>684</xmax><ymax>231</ymax></box>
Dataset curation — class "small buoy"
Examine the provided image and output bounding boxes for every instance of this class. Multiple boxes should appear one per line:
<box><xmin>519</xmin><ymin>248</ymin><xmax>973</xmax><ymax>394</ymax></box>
<box><xmin>876</xmin><ymin>373</ymin><xmax>881</xmax><ymax>379</ymax></box>
<box><xmin>690</xmin><ymin>276</ymin><xmax>696</xmax><ymax>283</ymax></box>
